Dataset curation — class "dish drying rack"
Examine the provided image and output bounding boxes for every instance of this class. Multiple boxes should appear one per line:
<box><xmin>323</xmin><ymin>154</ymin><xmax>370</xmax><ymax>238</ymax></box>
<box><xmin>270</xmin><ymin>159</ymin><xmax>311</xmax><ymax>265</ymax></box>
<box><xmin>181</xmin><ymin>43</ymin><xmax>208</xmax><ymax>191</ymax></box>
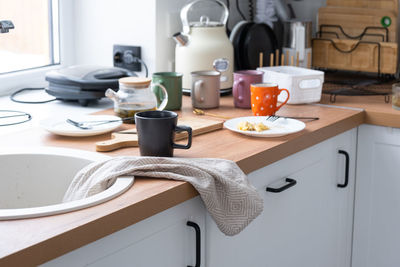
<box><xmin>312</xmin><ymin>2</ymin><xmax>398</xmax><ymax>77</ymax></box>
<box><xmin>312</xmin><ymin>24</ymin><xmax>398</xmax><ymax>77</ymax></box>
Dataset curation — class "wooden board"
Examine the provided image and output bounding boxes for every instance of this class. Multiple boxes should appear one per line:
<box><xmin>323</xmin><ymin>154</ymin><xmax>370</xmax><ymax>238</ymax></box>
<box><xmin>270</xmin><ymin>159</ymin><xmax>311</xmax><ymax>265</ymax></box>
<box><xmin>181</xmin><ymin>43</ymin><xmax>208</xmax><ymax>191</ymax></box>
<box><xmin>318</xmin><ymin>6</ymin><xmax>398</xmax><ymax>42</ymax></box>
<box><xmin>96</xmin><ymin>117</ymin><xmax>224</xmax><ymax>152</ymax></box>
<box><xmin>326</xmin><ymin>0</ymin><xmax>398</xmax><ymax>14</ymax></box>
<box><xmin>312</xmin><ymin>38</ymin><xmax>398</xmax><ymax>74</ymax></box>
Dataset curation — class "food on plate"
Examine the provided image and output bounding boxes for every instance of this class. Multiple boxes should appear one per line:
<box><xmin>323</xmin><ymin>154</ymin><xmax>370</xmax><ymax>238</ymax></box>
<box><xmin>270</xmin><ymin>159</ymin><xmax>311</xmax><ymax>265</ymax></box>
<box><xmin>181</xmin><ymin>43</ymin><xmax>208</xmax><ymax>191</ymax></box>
<box><xmin>237</xmin><ymin>121</ymin><xmax>270</xmax><ymax>132</ymax></box>
<box><xmin>254</xmin><ymin>122</ymin><xmax>269</xmax><ymax>132</ymax></box>
<box><xmin>237</xmin><ymin>121</ymin><xmax>254</xmax><ymax>131</ymax></box>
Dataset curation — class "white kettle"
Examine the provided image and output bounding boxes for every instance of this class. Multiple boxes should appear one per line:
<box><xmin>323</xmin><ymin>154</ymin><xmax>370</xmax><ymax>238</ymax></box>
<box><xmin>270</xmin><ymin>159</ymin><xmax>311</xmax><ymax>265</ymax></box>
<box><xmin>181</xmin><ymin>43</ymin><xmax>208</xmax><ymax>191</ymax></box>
<box><xmin>173</xmin><ymin>0</ymin><xmax>234</xmax><ymax>93</ymax></box>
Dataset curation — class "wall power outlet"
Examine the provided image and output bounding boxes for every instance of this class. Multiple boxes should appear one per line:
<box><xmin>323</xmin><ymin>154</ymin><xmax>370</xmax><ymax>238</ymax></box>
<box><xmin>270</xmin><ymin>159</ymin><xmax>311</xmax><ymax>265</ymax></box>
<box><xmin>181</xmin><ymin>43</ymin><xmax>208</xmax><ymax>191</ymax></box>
<box><xmin>113</xmin><ymin>45</ymin><xmax>141</xmax><ymax>72</ymax></box>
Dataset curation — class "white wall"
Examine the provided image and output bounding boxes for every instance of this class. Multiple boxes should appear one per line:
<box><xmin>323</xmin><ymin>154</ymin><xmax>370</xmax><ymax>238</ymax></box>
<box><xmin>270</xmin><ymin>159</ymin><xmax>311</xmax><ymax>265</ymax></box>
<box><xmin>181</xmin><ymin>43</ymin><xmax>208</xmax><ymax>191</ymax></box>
<box><xmin>71</xmin><ymin>0</ymin><xmax>156</xmax><ymax>76</ymax></box>
<box><xmin>155</xmin><ymin>0</ymin><xmax>187</xmax><ymax>72</ymax></box>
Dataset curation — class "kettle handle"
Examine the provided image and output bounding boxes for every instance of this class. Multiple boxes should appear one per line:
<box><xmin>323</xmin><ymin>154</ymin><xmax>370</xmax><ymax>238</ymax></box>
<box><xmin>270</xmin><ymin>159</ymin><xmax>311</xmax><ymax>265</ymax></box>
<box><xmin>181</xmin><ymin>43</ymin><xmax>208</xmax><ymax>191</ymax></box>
<box><xmin>181</xmin><ymin>0</ymin><xmax>229</xmax><ymax>34</ymax></box>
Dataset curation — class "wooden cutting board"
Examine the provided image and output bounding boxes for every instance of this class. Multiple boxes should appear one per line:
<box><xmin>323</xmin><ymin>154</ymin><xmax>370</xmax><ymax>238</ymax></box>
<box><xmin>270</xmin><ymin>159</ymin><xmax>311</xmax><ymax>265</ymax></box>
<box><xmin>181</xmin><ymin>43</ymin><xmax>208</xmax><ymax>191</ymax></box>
<box><xmin>312</xmin><ymin>38</ymin><xmax>398</xmax><ymax>74</ymax></box>
<box><xmin>326</xmin><ymin>0</ymin><xmax>398</xmax><ymax>13</ymax></box>
<box><xmin>96</xmin><ymin>117</ymin><xmax>224</xmax><ymax>152</ymax></box>
<box><xmin>318</xmin><ymin>6</ymin><xmax>398</xmax><ymax>42</ymax></box>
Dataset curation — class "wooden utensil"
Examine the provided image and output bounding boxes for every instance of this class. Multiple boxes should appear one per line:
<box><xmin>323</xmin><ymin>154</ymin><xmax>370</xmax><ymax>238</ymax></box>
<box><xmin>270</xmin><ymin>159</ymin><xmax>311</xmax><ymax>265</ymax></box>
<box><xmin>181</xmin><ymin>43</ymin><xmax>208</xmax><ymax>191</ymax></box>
<box><xmin>307</xmin><ymin>52</ymin><xmax>312</xmax><ymax>68</ymax></box>
<box><xmin>192</xmin><ymin>108</ymin><xmax>232</xmax><ymax>120</ymax></box>
<box><xmin>275</xmin><ymin>49</ymin><xmax>279</xmax><ymax>66</ymax></box>
<box><xmin>285</xmin><ymin>51</ymin><xmax>289</xmax><ymax>65</ymax></box>
<box><xmin>270</xmin><ymin>53</ymin><xmax>274</xmax><ymax>66</ymax></box>
<box><xmin>96</xmin><ymin>117</ymin><xmax>224</xmax><ymax>152</ymax></box>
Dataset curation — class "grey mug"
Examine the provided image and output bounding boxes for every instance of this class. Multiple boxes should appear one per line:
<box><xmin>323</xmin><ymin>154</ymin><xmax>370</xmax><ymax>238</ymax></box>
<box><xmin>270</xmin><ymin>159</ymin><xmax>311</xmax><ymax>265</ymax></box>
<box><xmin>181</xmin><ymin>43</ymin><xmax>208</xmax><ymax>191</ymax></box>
<box><xmin>191</xmin><ymin>71</ymin><xmax>220</xmax><ymax>109</ymax></box>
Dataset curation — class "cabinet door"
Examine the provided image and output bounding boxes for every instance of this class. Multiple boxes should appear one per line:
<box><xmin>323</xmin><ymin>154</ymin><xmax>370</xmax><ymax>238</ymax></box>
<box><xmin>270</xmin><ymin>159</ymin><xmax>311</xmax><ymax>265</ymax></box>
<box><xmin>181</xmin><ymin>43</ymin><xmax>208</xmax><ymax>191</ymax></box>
<box><xmin>353</xmin><ymin>125</ymin><xmax>400</xmax><ymax>267</ymax></box>
<box><xmin>41</xmin><ymin>197</ymin><xmax>205</xmax><ymax>267</ymax></box>
<box><xmin>206</xmin><ymin>129</ymin><xmax>356</xmax><ymax>267</ymax></box>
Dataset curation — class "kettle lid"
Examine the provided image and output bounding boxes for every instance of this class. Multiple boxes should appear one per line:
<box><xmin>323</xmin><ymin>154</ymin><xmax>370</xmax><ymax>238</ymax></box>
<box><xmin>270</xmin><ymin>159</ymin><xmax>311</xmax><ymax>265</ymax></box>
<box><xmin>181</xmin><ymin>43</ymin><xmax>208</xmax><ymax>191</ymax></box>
<box><xmin>119</xmin><ymin>77</ymin><xmax>151</xmax><ymax>87</ymax></box>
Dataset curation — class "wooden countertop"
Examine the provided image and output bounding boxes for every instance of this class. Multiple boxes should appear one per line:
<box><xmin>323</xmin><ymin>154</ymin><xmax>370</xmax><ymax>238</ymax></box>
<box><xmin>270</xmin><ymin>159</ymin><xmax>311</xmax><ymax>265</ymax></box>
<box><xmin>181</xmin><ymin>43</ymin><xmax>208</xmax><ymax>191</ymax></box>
<box><xmin>320</xmin><ymin>94</ymin><xmax>400</xmax><ymax>128</ymax></box>
<box><xmin>1</xmin><ymin>94</ymin><xmax>392</xmax><ymax>267</ymax></box>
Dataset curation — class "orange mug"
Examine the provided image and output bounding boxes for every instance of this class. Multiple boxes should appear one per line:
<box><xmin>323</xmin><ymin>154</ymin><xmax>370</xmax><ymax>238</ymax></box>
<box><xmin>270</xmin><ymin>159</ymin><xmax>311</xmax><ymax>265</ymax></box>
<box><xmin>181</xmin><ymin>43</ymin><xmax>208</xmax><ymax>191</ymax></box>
<box><xmin>250</xmin><ymin>83</ymin><xmax>290</xmax><ymax>116</ymax></box>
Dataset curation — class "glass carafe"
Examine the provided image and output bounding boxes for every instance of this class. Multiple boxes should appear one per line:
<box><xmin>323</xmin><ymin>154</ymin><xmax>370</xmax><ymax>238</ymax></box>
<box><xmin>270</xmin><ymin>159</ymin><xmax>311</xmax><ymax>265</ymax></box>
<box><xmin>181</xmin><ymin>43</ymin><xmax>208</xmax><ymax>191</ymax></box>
<box><xmin>106</xmin><ymin>77</ymin><xmax>168</xmax><ymax>121</ymax></box>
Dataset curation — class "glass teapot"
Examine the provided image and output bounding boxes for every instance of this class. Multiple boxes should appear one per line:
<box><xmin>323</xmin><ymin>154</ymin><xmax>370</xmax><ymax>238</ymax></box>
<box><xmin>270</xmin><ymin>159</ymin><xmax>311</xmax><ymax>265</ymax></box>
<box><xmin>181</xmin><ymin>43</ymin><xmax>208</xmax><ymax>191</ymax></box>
<box><xmin>106</xmin><ymin>77</ymin><xmax>168</xmax><ymax>121</ymax></box>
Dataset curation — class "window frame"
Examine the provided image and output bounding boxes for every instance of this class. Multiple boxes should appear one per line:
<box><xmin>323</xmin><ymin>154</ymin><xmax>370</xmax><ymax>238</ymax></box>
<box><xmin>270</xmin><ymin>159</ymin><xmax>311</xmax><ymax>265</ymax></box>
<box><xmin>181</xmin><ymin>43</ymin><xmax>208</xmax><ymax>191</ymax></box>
<box><xmin>0</xmin><ymin>0</ymin><xmax>75</xmax><ymax>96</ymax></box>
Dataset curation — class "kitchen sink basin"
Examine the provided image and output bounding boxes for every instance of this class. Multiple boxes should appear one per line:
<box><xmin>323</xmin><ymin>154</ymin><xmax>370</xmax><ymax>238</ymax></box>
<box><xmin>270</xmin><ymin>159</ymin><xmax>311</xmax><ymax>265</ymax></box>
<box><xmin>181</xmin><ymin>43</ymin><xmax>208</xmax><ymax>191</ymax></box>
<box><xmin>0</xmin><ymin>147</ymin><xmax>133</xmax><ymax>220</ymax></box>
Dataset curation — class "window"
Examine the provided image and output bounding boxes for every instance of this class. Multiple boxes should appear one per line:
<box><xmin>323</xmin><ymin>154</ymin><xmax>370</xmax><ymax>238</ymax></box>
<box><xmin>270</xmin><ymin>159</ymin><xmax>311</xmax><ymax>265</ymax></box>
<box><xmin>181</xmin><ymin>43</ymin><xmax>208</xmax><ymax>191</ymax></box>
<box><xmin>0</xmin><ymin>0</ymin><xmax>59</xmax><ymax>74</ymax></box>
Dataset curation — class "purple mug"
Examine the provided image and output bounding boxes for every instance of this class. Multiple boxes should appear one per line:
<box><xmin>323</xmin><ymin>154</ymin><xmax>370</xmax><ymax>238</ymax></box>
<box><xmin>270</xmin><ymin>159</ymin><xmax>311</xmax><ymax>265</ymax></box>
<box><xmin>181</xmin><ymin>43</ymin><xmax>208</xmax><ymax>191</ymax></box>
<box><xmin>233</xmin><ymin>70</ymin><xmax>264</xmax><ymax>109</ymax></box>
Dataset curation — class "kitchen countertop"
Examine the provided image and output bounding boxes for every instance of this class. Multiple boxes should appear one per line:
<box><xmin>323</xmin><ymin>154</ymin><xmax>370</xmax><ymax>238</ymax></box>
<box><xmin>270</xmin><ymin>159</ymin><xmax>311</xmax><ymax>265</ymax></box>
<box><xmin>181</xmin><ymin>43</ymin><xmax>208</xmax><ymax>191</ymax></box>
<box><xmin>1</xmin><ymin>93</ymin><xmax>398</xmax><ymax>266</ymax></box>
<box><xmin>319</xmin><ymin>94</ymin><xmax>400</xmax><ymax>128</ymax></box>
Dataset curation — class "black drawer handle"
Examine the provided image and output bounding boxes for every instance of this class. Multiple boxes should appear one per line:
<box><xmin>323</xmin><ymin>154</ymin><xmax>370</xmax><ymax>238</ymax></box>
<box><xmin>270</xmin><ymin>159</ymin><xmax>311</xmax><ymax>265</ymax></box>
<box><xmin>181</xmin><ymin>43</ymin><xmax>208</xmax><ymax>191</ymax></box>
<box><xmin>187</xmin><ymin>221</ymin><xmax>201</xmax><ymax>267</ymax></box>
<box><xmin>266</xmin><ymin>178</ymin><xmax>297</xmax><ymax>193</ymax></box>
<box><xmin>337</xmin><ymin>150</ymin><xmax>350</xmax><ymax>188</ymax></box>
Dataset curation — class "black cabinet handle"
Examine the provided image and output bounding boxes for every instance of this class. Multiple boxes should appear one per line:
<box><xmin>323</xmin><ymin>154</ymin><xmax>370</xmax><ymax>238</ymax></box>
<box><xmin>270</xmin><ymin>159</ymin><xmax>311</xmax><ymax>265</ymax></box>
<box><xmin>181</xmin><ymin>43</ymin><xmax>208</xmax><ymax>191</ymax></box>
<box><xmin>337</xmin><ymin>150</ymin><xmax>350</xmax><ymax>188</ymax></box>
<box><xmin>187</xmin><ymin>221</ymin><xmax>201</xmax><ymax>267</ymax></box>
<box><xmin>266</xmin><ymin>178</ymin><xmax>297</xmax><ymax>193</ymax></box>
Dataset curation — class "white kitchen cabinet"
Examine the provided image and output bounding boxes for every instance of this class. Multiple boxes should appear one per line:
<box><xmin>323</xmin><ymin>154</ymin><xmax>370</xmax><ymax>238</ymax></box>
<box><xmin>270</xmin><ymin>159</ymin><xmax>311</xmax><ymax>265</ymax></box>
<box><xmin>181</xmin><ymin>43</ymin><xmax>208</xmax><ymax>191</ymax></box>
<box><xmin>41</xmin><ymin>129</ymin><xmax>357</xmax><ymax>267</ymax></box>
<box><xmin>206</xmin><ymin>129</ymin><xmax>357</xmax><ymax>267</ymax></box>
<box><xmin>352</xmin><ymin>124</ymin><xmax>400</xmax><ymax>267</ymax></box>
<box><xmin>41</xmin><ymin>197</ymin><xmax>205</xmax><ymax>267</ymax></box>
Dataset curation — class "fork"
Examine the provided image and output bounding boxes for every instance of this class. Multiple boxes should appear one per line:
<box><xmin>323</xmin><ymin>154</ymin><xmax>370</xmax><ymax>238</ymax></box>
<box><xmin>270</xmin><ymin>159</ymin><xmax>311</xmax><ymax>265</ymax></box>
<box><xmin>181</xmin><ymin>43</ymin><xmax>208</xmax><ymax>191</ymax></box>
<box><xmin>66</xmin><ymin>119</ymin><xmax>93</xmax><ymax>130</ymax></box>
<box><xmin>66</xmin><ymin>117</ymin><xmax>134</xmax><ymax>130</ymax></box>
<box><xmin>266</xmin><ymin>116</ymin><xmax>281</xmax><ymax>122</ymax></box>
<box><xmin>266</xmin><ymin>115</ymin><xmax>319</xmax><ymax>122</ymax></box>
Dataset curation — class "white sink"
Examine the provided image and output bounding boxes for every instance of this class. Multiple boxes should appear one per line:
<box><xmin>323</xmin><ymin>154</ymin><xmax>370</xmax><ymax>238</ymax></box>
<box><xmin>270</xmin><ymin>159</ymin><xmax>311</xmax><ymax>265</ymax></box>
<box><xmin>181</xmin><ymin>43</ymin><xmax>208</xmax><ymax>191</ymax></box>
<box><xmin>0</xmin><ymin>147</ymin><xmax>133</xmax><ymax>220</ymax></box>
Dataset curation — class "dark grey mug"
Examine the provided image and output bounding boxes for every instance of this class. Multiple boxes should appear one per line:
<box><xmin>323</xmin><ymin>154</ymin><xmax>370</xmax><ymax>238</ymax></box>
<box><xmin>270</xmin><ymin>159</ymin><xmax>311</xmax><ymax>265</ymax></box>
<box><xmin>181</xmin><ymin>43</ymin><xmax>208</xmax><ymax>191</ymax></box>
<box><xmin>135</xmin><ymin>110</ymin><xmax>192</xmax><ymax>157</ymax></box>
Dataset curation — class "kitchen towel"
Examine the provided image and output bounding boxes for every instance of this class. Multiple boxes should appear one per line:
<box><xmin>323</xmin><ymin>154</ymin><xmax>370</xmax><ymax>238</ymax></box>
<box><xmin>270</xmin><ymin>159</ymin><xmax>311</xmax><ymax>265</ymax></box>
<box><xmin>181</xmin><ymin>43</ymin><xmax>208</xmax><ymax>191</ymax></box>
<box><xmin>63</xmin><ymin>156</ymin><xmax>263</xmax><ymax>236</ymax></box>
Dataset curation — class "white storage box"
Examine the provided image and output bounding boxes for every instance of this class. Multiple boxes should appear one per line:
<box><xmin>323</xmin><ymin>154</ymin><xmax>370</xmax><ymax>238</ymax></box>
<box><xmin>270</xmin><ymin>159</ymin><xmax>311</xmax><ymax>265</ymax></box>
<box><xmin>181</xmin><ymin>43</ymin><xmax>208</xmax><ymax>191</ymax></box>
<box><xmin>257</xmin><ymin>66</ymin><xmax>324</xmax><ymax>104</ymax></box>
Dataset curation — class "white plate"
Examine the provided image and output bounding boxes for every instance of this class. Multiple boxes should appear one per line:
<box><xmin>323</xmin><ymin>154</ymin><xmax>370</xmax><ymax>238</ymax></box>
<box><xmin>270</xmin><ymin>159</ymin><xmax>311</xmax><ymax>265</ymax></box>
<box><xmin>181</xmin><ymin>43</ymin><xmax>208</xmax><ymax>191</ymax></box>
<box><xmin>224</xmin><ymin>116</ymin><xmax>306</xmax><ymax>137</ymax></box>
<box><xmin>40</xmin><ymin>115</ymin><xmax>123</xmax><ymax>137</ymax></box>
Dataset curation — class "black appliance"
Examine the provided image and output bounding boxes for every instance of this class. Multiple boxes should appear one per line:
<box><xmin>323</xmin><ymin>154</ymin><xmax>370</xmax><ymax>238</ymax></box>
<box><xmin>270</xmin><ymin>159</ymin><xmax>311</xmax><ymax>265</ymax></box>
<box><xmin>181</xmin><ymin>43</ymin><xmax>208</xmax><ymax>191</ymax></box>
<box><xmin>45</xmin><ymin>65</ymin><xmax>136</xmax><ymax>106</ymax></box>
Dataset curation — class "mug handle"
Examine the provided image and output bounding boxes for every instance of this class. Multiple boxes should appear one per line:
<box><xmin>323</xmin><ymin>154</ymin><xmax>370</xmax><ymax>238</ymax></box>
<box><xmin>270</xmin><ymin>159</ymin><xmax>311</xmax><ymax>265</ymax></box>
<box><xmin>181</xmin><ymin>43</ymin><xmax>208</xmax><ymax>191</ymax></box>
<box><xmin>194</xmin><ymin>80</ymin><xmax>205</xmax><ymax>102</ymax></box>
<box><xmin>275</xmin><ymin>88</ymin><xmax>290</xmax><ymax>112</ymax></box>
<box><xmin>152</xmin><ymin>83</ymin><xmax>169</xmax><ymax>111</ymax></box>
<box><xmin>173</xmin><ymin>125</ymin><xmax>192</xmax><ymax>149</ymax></box>
<box><xmin>233</xmin><ymin>78</ymin><xmax>244</xmax><ymax>103</ymax></box>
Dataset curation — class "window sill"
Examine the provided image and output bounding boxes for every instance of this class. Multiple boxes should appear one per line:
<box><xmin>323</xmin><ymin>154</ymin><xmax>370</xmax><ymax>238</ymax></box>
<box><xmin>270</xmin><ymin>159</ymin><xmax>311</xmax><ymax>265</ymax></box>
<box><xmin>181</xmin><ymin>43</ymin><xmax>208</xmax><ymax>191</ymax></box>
<box><xmin>0</xmin><ymin>64</ymin><xmax>63</xmax><ymax>96</ymax></box>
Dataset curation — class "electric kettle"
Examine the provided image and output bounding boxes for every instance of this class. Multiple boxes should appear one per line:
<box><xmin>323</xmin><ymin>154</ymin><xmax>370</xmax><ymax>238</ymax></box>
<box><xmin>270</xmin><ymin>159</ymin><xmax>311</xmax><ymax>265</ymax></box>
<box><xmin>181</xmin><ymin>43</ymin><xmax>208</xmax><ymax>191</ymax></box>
<box><xmin>173</xmin><ymin>0</ymin><xmax>234</xmax><ymax>93</ymax></box>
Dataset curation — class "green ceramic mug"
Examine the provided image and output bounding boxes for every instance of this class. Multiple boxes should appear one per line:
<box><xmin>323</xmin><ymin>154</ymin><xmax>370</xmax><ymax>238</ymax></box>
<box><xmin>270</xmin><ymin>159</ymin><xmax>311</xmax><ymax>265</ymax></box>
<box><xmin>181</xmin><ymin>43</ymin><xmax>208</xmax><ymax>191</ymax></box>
<box><xmin>152</xmin><ymin>72</ymin><xmax>183</xmax><ymax>110</ymax></box>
